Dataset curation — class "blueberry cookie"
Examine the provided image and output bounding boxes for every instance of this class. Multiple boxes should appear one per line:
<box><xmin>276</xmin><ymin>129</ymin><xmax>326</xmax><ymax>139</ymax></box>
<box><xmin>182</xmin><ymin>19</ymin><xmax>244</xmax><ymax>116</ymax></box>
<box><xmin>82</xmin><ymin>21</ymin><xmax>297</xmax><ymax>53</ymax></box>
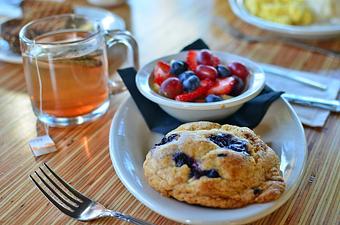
<box><xmin>143</xmin><ymin>121</ymin><xmax>285</xmax><ymax>208</ymax></box>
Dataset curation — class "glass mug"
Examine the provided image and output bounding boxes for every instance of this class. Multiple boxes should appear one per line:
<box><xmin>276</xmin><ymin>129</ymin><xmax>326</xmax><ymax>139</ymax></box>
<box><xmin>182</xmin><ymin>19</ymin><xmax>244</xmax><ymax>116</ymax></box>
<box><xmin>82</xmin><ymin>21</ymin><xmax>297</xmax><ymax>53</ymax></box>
<box><xmin>19</xmin><ymin>14</ymin><xmax>138</xmax><ymax>126</ymax></box>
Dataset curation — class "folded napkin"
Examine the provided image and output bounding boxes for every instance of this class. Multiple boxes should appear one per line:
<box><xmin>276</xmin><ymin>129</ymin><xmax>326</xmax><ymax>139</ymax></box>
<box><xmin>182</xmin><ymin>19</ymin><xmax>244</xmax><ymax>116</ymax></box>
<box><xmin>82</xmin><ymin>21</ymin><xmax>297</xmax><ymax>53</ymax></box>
<box><xmin>118</xmin><ymin>39</ymin><xmax>283</xmax><ymax>134</ymax></box>
<box><xmin>264</xmin><ymin>63</ymin><xmax>340</xmax><ymax>127</ymax></box>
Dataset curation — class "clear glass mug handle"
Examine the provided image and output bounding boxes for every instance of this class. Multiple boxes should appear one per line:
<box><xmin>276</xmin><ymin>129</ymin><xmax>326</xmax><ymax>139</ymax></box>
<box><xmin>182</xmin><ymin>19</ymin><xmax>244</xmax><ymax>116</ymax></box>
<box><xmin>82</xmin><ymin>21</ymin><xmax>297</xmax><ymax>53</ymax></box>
<box><xmin>104</xmin><ymin>30</ymin><xmax>139</xmax><ymax>93</ymax></box>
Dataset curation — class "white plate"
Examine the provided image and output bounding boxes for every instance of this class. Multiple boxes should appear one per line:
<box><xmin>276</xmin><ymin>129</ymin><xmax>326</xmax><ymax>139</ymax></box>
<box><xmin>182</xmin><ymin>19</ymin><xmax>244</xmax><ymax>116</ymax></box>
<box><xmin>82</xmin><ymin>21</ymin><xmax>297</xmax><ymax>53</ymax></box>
<box><xmin>109</xmin><ymin>96</ymin><xmax>307</xmax><ymax>225</ymax></box>
<box><xmin>0</xmin><ymin>6</ymin><xmax>125</xmax><ymax>64</ymax></box>
<box><xmin>229</xmin><ymin>0</ymin><xmax>340</xmax><ymax>39</ymax></box>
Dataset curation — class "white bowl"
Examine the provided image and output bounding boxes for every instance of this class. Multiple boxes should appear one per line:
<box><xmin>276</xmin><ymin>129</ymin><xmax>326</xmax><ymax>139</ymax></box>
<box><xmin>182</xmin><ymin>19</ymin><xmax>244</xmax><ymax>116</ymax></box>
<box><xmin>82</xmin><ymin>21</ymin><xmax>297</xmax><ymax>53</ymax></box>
<box><xmin>136</xmin><ymin>51</ymin><xmax>265</xmax><ymax>122</ymax></box>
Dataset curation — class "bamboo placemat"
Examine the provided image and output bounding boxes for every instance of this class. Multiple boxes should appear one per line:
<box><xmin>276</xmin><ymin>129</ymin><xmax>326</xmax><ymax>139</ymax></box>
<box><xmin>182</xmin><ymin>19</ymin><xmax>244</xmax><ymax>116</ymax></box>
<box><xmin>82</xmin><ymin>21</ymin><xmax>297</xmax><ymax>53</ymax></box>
<box><xmin>0</xmin><ymin>0</ymin><xmax>339</xmax><ymax>224</ymax></box>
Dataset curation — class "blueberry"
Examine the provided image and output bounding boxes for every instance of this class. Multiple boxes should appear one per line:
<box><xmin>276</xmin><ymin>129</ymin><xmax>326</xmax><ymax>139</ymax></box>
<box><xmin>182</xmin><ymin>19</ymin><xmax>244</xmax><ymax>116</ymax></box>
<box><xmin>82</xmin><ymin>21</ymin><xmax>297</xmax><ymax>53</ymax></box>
<box><xmin>183</xmin><ymin>75</ymin><xmax>200</xmax><ymax>92</ymax></box>
<box><xmin>172</xmin><ymin>152</ymin><xmax>221</xmax><ymax>179</ymax></box>
<box><xmin>228</xmin><ymin>140</ymin><xmax>247</xmax><ymax>152</ymax></box>
<box><xmin>172</xmin><ymin>152</ymin><xmax>194</xmax><ymax>167</ymax></box>
<box><xmin>216</xmin><ymin>65</ymin><xmax>231</xmax><ymax>78</ymax></box>
<box><xmin>209</xmin><ymin>134</ymin><xmax>233</xmax><ymax>148</ymax></box>
<box><xmin>205</xmin><ymin>94</ymin><xmax>223</xmax><ymax>103</ymax></box>
<box><xmin>173</xmin><ymin>152</ymin><xmax>188</xmax><ymax>167</ymax></box>
<box><xmin>190</xmin><ymin>168</ymin><xmax>203</xmax><ymax>179</ymax></box>
<box><xmin>155</xmin><ymin>134</ymin><xmax>178</xmax><ymax>146</ymax></box>
<box><xmin>253</xmin><ymin>188</ymin><xmax>262</xmax><ymax>196</ymax></box>
<box><xmin>170</xmin><ymin>60</ymin><xmax>188</xmax><ymax>76</ymax></box>
<box><xmin>189</xmin><ymin>162</ymin><xmax>202</xmax><ymax>178</ymax></box>
<box><xmin>178</xmin><ymin>71</ymin><xmax>195</xmax><ymax>82</ymax></box>
<box><xmin>209</xmin><ymin>134</ymin><xmax>249</xmax><ymax>154</ymax></box>
<box><xmin>204</xmin><ymin>169</ymin><xmax>220</xmax><ymax>178</ymax></box>
<box><xmin>190</xmin><ymin>168</ymin><xmax>220</xmax><ymax>179</ymax></box>
<box><xmin>230</xmin><ymin>75</ymin><xmax>245</xmax><ymax>96</ymax></box>
<box><xmin>217</xmin><ymin>153</ymin><xmax>228</xmax><ymax>157</ymax></box>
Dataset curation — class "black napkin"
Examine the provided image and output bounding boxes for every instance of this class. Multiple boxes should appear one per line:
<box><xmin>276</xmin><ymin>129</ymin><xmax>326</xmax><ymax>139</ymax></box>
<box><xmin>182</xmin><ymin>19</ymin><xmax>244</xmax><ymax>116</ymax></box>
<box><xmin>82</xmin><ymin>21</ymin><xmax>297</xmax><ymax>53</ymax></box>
<box><xmin>118</xmin><ymin>39</ymin><xmax>283</xmax><ymax>134</ymax></box>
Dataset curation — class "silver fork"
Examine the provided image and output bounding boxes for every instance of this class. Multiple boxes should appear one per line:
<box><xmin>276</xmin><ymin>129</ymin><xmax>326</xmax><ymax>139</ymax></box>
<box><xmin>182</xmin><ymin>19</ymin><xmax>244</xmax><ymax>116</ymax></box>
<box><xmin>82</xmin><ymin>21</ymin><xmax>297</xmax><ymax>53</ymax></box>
<box><xmin>30</xmin><ymin>163</ymin><xmax>154</xmax><ymax>225</ymax></box>
<box><xmin>215</xmin><ymin>18</ymin><xmax>340</xmax><ymax>58</ymax></box>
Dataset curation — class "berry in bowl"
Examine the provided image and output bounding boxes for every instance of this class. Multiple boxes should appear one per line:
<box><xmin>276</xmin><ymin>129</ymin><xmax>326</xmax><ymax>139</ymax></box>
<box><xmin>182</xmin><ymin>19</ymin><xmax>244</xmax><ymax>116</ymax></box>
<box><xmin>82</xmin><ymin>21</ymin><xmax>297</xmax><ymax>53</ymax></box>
<box><xmin>136</xmin><ymin>50</ymin><xmax>265</xmax><ymax>121</ymax></box>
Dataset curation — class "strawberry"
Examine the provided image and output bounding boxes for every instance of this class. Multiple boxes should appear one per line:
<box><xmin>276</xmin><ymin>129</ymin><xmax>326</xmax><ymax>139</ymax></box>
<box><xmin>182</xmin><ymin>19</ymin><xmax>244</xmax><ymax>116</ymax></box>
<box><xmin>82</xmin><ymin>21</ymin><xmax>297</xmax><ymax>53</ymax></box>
<box><xmin>175</xmin><ymin>86</ymin><xmax>208</xmax><ymax>102</ymax></box>
<box><xmin>195</xmin><ymin>99</ymin><xmax>206</xmax><ymax>103</ymax></box>
<box><xmin>153</xmin><ymin>61</ymin><xmax>171</xmax><ymax>85</ymax></box>
<box><xmin>186</xmin><ymin>50</ymin><xmax>198</xmax><ymax>71</ymax></box>
<box><xmin>207</xmin><ymin>77</ymin><xmax>235</xmax><ymax>95</ymax></box>
<box><xmin>200</xmin><ymin>79</ymin><xmax>215</xmax><ymax>89</ymax></box>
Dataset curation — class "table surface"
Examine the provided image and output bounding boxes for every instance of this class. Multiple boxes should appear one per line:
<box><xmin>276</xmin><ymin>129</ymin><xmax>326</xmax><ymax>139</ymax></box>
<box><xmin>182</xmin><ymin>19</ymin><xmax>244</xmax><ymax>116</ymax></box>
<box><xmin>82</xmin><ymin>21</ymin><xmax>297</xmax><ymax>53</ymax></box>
<box><xmin>0</xmin><ymin>0</ymin><xmax>339</xmax><ymax>225</ymax></box>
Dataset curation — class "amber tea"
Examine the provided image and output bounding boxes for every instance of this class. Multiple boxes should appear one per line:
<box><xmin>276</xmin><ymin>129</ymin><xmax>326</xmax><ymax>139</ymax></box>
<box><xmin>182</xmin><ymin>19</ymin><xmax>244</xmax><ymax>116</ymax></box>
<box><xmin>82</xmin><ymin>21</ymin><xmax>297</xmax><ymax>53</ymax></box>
<box><xmin>23</xmin><ymin>31</ymin><xmax>109</xmax><ymax>118</ymax></box>
<box><xmin>20</xmin><ymin>14</ymin><xmax>138</xmax><ymax>126</ymax></box>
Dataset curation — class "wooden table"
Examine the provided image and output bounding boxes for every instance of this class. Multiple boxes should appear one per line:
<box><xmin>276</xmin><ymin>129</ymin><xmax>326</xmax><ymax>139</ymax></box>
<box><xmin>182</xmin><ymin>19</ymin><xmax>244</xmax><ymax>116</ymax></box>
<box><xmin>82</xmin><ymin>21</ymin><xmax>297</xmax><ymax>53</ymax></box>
<box><xmin>0</xmin><ymin>0</ymin><xmax>339</xmax><ymax>224</ymax></box>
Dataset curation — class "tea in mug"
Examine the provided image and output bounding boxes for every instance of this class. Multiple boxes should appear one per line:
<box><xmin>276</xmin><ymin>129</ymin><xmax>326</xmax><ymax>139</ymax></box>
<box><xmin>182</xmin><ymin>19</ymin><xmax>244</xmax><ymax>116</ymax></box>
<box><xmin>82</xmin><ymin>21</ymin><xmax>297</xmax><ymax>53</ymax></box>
<box><xmin>22</xmin><ymin>31</ymin><xmax>109</xmax><ymax>117</ymax></box>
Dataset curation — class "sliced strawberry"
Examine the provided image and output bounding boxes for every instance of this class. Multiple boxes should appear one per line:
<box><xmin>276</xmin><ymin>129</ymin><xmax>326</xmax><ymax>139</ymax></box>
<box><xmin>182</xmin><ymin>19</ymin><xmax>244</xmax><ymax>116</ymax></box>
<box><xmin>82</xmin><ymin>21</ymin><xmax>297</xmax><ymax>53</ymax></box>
<box><xmin>200</xmin><ymin>79</ymin><xmax>215</xmax><ymax>89</ymax></box>
<box><xmin>157</xmin><ymin>60</ymin><xmax>170</xmax><ymax>72</ymax></box>
<box><xmin>195</xmin><ymin>98</ymin><xmax>206</xmax><ymax>103</ymax></box>
<box><xmin>175</xmin><ymin>86</ymin><xmax>208</xmax><ymax>102</ymax></box>
<box><xmin>186</xmin><ymin>50</ymin><xmax>198</xmax><ymax>71</ymax></box>
<box><xmin>212</xmin><ymin>56</ymin><xmax>221</xmax><ymax>67</ymax></box>
<box><xmin>207</xmin><ymin>77</ymin><xmax>235</xmax><ymax>95</ymax></box>
<box><xmin>153</xmin><ymin>61</ymin><xmax>171</xmax><ymax>85</ymax></box>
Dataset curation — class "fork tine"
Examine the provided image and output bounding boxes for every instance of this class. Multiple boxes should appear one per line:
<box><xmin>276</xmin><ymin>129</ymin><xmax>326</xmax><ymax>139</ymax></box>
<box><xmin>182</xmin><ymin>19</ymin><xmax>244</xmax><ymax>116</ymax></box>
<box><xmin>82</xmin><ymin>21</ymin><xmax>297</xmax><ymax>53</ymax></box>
<box><xmin>39</xmin><ymin>167</ymin><xmax>81</xmax><ymax>204</ymax></box>
<box><xmin>34</xmin><ymin>171</ymin><xmax>77</xmax><ymax>210</ymax></box>
<box><xmin>29</xmin><ymin>175</ymin><xmax>74</xmax><ymax>217</ymax></box>
<box><xmin>43</xmin><ymin>163</ymin><xmax>89</xmax><ymax>201</ymax></box>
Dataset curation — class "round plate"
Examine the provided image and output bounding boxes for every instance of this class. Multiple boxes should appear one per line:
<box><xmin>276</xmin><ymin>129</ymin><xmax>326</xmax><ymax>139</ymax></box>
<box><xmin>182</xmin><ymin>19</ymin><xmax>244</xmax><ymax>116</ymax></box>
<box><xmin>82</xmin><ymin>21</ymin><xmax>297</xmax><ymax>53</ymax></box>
<box><xmin>229</xmin><ymin>0</ymin><xmax>340</xmax><ymax>39</ymax></box>
<box><xmin>0</xmin><ymin>6</ymin><xmax>125</xmax><ymax>64</ymax></box>
<box><xmin>109</xmin><ymin>96</ymin><xmax>307</xmax><ymax>225</ymax></box>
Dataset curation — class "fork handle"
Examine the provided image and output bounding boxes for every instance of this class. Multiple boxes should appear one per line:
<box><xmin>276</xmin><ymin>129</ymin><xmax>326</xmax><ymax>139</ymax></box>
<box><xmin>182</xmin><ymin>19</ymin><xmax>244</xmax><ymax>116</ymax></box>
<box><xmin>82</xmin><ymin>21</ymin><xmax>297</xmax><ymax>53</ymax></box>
<box><xmin>106</xmin><ymin>211</ymin><xmax>155</xmax><ymax>225</ymax></box>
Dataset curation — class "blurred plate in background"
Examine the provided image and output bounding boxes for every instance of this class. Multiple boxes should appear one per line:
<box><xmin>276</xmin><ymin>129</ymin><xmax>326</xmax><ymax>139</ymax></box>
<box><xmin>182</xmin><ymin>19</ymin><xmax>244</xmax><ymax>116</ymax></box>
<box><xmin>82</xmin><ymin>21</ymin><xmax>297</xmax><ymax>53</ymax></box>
<box><xmin>229</xmin><ymin>0</ymin><xmax>340</xmax><ymax>39</ymax></box>
<box><xmin>0</xmin><ymin>6</ymin><xmax>125</xmax><ymax>64</ymax></box>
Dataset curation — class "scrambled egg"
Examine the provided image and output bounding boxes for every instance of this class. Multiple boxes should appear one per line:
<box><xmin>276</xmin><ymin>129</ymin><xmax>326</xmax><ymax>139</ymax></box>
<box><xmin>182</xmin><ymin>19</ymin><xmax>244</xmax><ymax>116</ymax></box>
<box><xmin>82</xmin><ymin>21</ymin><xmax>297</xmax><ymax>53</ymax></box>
<box><xmin>244</xmin><ymin>0</ymin><xmax>314</xmax><ymax>25</ymax></box>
